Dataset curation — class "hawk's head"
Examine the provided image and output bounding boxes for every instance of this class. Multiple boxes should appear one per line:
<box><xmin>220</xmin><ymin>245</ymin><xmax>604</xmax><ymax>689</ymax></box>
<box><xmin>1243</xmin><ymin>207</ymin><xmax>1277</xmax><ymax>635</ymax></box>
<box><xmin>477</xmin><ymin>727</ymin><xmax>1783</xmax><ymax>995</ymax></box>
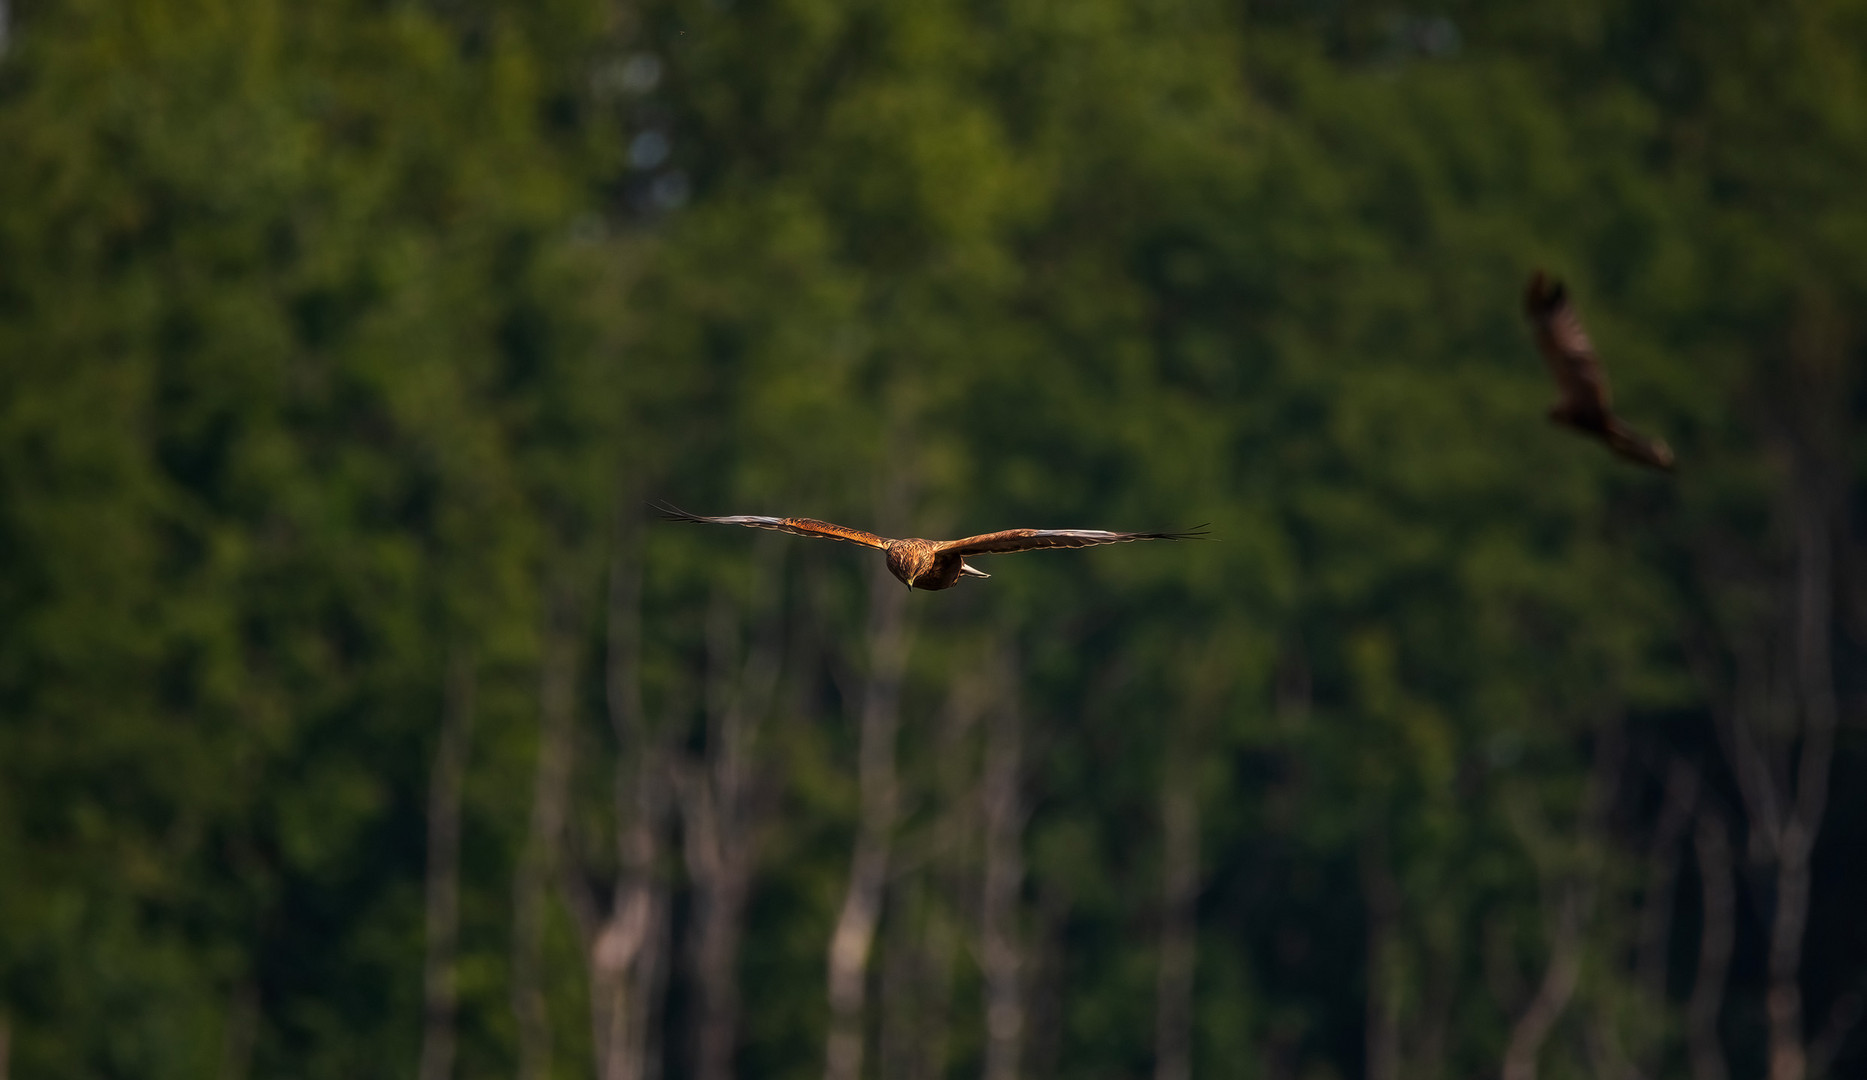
<box><xmin>886</xmin><ymin>542</ymin><xmax>937</xmax><ymax>591</ymax></box>
<box><xmin>1524</xmin><ymin>270</ymin><xmax>1566</xmax><ymax>318</ymax></box>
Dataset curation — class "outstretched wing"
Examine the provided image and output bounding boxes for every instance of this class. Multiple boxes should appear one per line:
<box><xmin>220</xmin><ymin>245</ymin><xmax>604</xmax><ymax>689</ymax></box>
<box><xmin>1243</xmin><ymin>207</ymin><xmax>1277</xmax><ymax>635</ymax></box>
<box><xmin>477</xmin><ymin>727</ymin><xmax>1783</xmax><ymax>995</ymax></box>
<box><xmin>1524</xmin><ymin>270</ymin><xmax>1610</xmax><ymax>414</ymax></box>
<box><xmin>936</xmin><ymin>525</ymin><xmax>1210</xmax><ymax>557</ymax></box>
<box><xmin>652</xmin><ymin>501</ymin><xmax>890</xmax><ymax>550</ymax></box>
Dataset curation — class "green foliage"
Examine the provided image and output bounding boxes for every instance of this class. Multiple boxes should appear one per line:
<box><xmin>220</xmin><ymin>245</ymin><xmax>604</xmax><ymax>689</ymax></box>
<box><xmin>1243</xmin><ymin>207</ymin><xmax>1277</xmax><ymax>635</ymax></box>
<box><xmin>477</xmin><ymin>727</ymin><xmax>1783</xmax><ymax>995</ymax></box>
<box><xmin>3</xmin><ymin>0</ymin><xmax>1865</xmax><ymax>1077</ymax></box>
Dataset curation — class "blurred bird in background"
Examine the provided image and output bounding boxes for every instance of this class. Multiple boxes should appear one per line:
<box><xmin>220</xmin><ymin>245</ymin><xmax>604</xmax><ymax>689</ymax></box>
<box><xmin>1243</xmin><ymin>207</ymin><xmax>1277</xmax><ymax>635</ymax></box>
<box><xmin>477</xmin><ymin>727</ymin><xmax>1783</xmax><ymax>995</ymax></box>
<box><xmin>1524</xmin><ymin>270</ymin><xmax>1676</xmax><ymax>471</ymax></box>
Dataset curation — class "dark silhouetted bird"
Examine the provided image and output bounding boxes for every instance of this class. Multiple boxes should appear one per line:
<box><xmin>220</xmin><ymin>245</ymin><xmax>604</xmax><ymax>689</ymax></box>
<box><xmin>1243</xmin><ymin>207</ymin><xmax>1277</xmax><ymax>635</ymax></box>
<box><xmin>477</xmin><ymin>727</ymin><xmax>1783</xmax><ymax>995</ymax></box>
<box><xmin>654</xmin><ymin>502</ymin><xmax>1207</xmax><ymax>591</ymax></box>
<box><xmin>1524</xmin><ymin>270</ymin><xmax>1675</xmax><ymax>471</ymax></box>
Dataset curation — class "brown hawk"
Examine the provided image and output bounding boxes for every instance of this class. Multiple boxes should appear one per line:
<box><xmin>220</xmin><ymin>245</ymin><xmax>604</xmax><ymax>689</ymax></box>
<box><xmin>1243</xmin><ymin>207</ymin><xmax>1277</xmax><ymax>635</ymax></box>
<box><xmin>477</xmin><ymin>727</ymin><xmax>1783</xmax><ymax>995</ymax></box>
<box><xmin>654</xmin><ymin>502</ymin><xmax>1207</xmax><ymax>591</ymax></box>
<box><xmin>1524</xmin><ymin>270</ymin><xmax>1675</xmax><ymax>471</ymax></box>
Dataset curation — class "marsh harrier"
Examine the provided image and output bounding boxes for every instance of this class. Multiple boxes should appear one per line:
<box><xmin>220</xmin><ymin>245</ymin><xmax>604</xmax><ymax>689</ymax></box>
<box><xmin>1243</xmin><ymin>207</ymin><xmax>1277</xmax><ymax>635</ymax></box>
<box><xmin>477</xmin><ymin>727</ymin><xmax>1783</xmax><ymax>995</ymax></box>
<box><xmin>654</xmin><ymin>502</ymin><xmax>1207</xmax><ymax>591</ymax></box>
<box><xmin>1524</xmin><ymin>270</ymin><xmax>1675</xmax><ymax>471</ymax></box>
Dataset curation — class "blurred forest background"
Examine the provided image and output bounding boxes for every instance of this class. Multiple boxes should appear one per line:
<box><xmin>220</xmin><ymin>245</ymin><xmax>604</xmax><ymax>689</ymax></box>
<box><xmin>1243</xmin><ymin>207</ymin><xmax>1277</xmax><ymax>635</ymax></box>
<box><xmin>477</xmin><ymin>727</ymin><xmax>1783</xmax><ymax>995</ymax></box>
<box><xmin>3</xmin><ymin>1</ymin><xmax>1866</xmax><ymax>1078</ymax></box>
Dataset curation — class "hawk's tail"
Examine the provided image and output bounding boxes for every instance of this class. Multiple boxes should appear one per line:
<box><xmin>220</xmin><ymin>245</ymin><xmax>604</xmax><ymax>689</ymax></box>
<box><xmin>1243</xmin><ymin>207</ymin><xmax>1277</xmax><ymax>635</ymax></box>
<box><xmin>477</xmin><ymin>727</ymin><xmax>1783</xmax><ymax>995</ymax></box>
<box><xmin>1606</xmin><ymin>422</ymin><xmax>1676</xmax><ymax>472</ymax></box>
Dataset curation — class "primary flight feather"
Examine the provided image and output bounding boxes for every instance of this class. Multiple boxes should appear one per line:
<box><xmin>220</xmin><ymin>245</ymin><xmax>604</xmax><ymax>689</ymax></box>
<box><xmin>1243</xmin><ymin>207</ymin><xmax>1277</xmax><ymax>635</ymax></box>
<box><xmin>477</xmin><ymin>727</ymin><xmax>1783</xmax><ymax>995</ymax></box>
<box><xmin>653</xmin><ymin>502</ymin><xmax>1207</xmax><ymax>591</ymax></box>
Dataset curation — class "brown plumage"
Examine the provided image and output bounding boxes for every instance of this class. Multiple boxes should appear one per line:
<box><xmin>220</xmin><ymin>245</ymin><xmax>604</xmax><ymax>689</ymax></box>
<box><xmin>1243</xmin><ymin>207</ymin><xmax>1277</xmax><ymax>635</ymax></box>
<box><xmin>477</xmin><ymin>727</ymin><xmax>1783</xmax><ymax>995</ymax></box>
<box><xmin>1523</xmin><ymin>270</ymin><xmax>1675</xmax><ymax>471</ymax></box>
<box><xmin>653</xmin><ymin>502</ymin><xmax>1208</xmax><ymax>591</ymax></box>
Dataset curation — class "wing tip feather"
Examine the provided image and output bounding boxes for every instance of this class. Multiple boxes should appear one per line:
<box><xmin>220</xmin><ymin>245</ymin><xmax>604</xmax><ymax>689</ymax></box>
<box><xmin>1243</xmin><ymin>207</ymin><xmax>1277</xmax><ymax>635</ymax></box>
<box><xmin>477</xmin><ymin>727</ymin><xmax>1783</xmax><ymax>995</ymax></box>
<box><xmin>648</xmin><ymin>499</ymin><xmax>703</xmax><ymax>523</ymax></box>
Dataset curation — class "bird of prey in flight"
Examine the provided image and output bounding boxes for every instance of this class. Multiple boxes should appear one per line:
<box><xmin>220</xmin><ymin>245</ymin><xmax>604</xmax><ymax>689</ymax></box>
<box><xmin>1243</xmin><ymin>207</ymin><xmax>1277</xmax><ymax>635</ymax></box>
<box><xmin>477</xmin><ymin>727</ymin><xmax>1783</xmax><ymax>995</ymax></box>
<box><xmin>1523</xmin><ymin>270</ymin><xmax>1675</xmax><ymax>471</ymax></box>
<box><xmin>654</xmin><ymin>502</ymin><xmax>1208</xmax><ymax>591</ymax></box>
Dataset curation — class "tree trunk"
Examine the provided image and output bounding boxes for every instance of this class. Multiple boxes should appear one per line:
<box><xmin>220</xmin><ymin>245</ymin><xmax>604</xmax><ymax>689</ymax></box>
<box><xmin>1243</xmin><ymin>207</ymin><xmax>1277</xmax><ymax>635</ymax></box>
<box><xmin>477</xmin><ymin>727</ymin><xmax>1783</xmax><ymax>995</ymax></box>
<box><xmin>419</xmin><ymin>653</ymin><xmax>475</xmax><ymax>1080</ymax></box>
<box><xmin>1626</xmin><ymin>759</ymin><xmax>1700</xmax><ymax>1077</ymax></box>
<box><xmin>1361</xmin><ymin>842</ymin><xmax>1399</xmax><ymax>1080</ymax></box>
<box><xmin>1693</xmin><ymin>486</ymin><xmax>1839</xmax><ymax>1080</ymax></box>
<box><xmin>588</xmin><ymin>504</ymin><xmax>669</xmax><ymax>1080</ymax></box>
<box><xmin>582</xmin><ymin>759</ymin><xmax>663</xmax><ymax>1080</ymax></box>
<box><xmin>1765</xmin><ymin>492</ymin><xmax>1837</xmax><ymax>1080</ymax></box>
<box><xmin>880</xmin><ymin>876</ymin><xmax>958</xmax><ymax>1080</ymax></box>
<box><xmin>981</xmin><ymin>670</ymin><xmax>1026</xmax><ymax>1080</ymax></box>
<box><xmin>631</xmin><ymin>878</ymin><xmax>673</xmax><ymax>1080</ymax></box>
<box><xmin>688</xmin><ymin>851</ymin><xmax>751</xmax><ymax>1080</ymax></box>
<box><xmin>1636</xmin><ymin>761</ymin><xmax>1699</xmax><ymax>1011</ymax></box>
<box><xmin>823</xmin><ymin>561</ymin><xmax>911</xmax><ymax>1080</ymax></box>
<box><xmin>1026</xmin><ymin>882</ymin><xmax>1074</xmax><ymax>1080</ymax></box>
<box><xmin>1766</xmin><ymin>841</ymin><xmax>1813</xmax><ymax>1080</ymax></box>
<box><xmin>1417</xmin><ymin>950</ymin><xmax>1453</xmax><ymax>1080</ymax></box>
<box><xmin>513</xmin><ymin>589</ymin><xmax>579</xmax><ymax>1080</ymax></box>
<box><xmin>214</xmin><ymin>980</ymin><xmax>258</xmax><ymax>1080</ymax></box>
<box><xmin>880</xmin><ymin>666</ymin><xmax>985</xmax><ymax>1080</ymax></box>
<box><xmin>1807</xmin><ymin>990</ymin><xmax>1867</xmax><ymax>1079</ymax></box>
<box><xmin>683</xmin><ymin>582</ymin><xmax>784</xmax><ymax>1080</ymax></box>
<box><xmin>1502</xmin><ymin>890</ymin><xmax>1584</xmax><ymax>1080</ymax></box>
<box><xmin>1502</xmin><ymin>723</ymin><xmax>1621</xmax><ymax>1080</ymax></box>
<box><xmin>1155</xmin><ymin>751</ymin><xmax>1198</xmax><ymax>1080</ymax></box>
<box><xmin>1688</xmin><ymin>808</ymin><xmax>1734</xmax><ymax>1080</ymax></box>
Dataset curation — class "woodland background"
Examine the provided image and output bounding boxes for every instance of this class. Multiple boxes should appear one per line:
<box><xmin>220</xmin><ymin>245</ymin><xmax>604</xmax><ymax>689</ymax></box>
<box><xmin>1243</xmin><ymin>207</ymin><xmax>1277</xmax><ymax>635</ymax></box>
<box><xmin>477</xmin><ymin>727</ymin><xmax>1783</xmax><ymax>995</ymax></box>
<box><xmin>2</xmin><ymin>1</ymin><xmax>1865</xmax><ymax>1078</ymax></box>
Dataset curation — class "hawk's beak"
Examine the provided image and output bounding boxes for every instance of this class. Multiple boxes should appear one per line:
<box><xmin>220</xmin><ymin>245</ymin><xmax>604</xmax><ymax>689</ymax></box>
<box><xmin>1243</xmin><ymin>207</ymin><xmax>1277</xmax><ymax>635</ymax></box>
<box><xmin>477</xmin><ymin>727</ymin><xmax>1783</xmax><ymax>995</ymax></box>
<box><xmin>905</xmin><ymin>577</ymin><xmax>916</xmax><ymax>591</ymax></box>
